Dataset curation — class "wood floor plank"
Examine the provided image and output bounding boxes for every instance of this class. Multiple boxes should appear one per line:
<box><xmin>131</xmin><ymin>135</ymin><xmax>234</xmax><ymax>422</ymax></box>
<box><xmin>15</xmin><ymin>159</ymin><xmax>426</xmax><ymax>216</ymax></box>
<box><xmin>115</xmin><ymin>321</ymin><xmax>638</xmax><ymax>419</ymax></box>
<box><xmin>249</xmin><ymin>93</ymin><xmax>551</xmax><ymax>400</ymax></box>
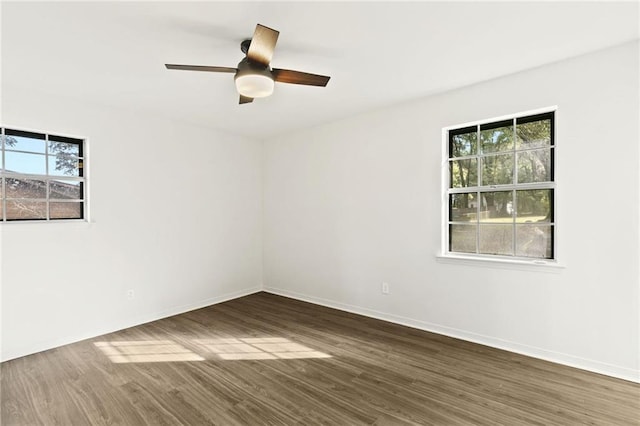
<box><xmin>2</xmin><ymin>292</ymin><xmax>639</xmax><ymax>425</ymax></box>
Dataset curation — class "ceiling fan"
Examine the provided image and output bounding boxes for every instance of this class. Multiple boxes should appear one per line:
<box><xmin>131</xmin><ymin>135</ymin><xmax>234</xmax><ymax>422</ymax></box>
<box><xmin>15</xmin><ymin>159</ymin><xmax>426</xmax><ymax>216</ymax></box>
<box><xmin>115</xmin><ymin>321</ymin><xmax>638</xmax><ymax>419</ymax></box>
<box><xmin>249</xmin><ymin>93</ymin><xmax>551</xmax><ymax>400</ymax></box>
<box><xmin>165</xmin><ymin>24</ymin><xmax>331</xmax><ymax>104</ymax></box>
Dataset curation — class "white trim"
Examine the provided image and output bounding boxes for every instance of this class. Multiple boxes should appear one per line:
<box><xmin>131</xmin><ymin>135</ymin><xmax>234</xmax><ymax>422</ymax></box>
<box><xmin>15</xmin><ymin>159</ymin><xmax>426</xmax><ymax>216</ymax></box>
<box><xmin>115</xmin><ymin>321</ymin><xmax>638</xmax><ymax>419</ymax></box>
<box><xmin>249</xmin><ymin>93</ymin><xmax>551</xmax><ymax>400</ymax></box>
<box><xmin>442</xmin><ymin>105</ymin><xmax>559</xmax><ymax>132</ymax></box>
<box><xmin>0</xmin><ymin>123</ymin><xmax>86</xmax><ymax>141</ymax></box>
<box><xmin>0</xmin><ymin>218</ymin><xmax>92</xmax><ymax>226</ymax></box>
<box><xmin>84</xmin><ymin>135</ymin><xmax>91</xmax><ymax>222</ymax></box>
<box><xmin>552</xmin><ymin>109</ymin><xmax>560</xmax><ymax>264</ymax></box>
<box><xmin>440</xmin><ymin>126</ymin><xmax>449</xmax><ymax>257</ymax></box>
<box><xmin>1</xmin><ymin>127</ymin><xmax>5</xmax><ymax>221</ymax></box>
<box><xmin>0</xmin><ymin>286</ymin><xmax>262</xmax><ymax>362</ymax></box>
<box><xmin>264</xmin><ymin>286</ymin><xmax>639</xmax><ymax>384</ymax></box>
<box><xmin>436</xmin><ymin>253</ymin><xmax>564</xmax><ymax>272</ymax></box>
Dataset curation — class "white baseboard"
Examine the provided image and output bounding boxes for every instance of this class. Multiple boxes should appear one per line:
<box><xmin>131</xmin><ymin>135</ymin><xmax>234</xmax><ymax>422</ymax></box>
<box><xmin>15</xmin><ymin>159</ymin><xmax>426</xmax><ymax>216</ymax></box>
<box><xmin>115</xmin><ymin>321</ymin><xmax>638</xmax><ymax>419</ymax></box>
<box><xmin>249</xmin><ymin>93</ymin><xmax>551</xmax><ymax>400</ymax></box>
<box><xmin>1</xmin><ymin>286</ymin><xmax>262</xmax><ymax>362</ymax></box>
<box><xmin>264</xmin><ymin>286</ymin><xmax>640</xmax><ymax>384</ymax></box>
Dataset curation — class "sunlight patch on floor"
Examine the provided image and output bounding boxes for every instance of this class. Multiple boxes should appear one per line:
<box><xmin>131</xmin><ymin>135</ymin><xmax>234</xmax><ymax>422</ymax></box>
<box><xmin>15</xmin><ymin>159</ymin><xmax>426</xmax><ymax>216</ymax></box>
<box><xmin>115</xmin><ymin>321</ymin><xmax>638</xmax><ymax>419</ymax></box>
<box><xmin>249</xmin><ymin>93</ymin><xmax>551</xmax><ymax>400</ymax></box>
<box><xmin>94</xmin><ymin>337</ymin><xmax>331</xmax><ymax>363</ymax></box>
<box><xmin>94</xmin><ymin>340</ymin><xmax>204</xmax><ymax>363</ymax></box>
<box><xmin>193</xmin><ymin>337</ymin><xmax>332</xmax><ymax>360</ymax></box>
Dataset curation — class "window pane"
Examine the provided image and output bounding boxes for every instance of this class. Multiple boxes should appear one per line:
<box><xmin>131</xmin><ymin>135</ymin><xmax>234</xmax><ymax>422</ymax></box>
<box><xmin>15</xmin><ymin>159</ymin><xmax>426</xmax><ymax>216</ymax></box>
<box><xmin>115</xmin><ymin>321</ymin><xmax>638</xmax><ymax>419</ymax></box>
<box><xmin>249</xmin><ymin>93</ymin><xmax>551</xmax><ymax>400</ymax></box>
<box><xmin>481</xmin><ymin>154</ymin><xmax>514</xmax><ymax>186</ymax></box>
<box><xmin>6</xmin><ymin>200</ymin><xmax>46</xmax><ymax>220</ymax></box>
<box><xmin>450</xmin><ymin>159</ymin><xmax>477</xmax><ymax>188</ymax></box>
<box><xmin>449</xmin><ymin>224</ymin><xmax>477</xmax><ymax>253</ymax></box>
<box><xmin>3</xmin><ymin>134</ymin><xmax>46</xmax><ymax>153</ymax></box>
<box><xmin>480</xmin><ymin>121</ymin><xmax>513</xmax><ymax>153</ymax></box>
<box><xmin>479</xmin><ymin>224</ymin><xmax>513</xmax><ymax>255</ymax></box>
<box><xmin>5</xmin><ymin>151</ymin><xmax>46</xmax><ymax>175</ymax></box>
<box><xmin>48</xmin><ymin>155</ymin><xmax>81</xmax><ymax>177</ymax></box>
<box><xmin>450</xmin><ymin>193</ymin><xmax>477</xmax><ymax>221</ymax></box>
<box><xmin>50</xmin><ymin>180</ymin><xmax>83</xmax><ymax>199</ymax></box>
<box><xmin>517</xmin><ymin>148</ymin><xmax>552</xmax><ymax>183</ymax></box>
<box><xmin>446</xmin><ymin>112</ymin><xmax>554</xmax><ymax>260</ymax></box>
<box><xmin>516</xmin><ymin>224</ymin><xmax>553</xmax><ymax>258</ymax></box>
<box><xmin>450</xmin><ymin>130</ymin><xmax>477</xmax><ymax>157</ymax></box>
<box><xmin>50</xmin><ymin>201</ymin><xmax>83</xmax><ymax>220</ymax></box>
<box><xmin>49</xmin><ymin>140</ymin><xmax>81</xmax><ymax>157</ymax></box>
<box><xmin>479</xmin><ymin>191</ymin><xmax>513</xmax><ymax>222</ymax></box>
<box><xmin>516</xmin><ymin>190</ymin><xmax>553</xmax><ymax>223</ymax></box>
<box><xmin>5</xmin><ymin>178</ymin><xmax>46</xmax><ymax>199</ymax></box>
<box><xmin>516</xmin><ymin>117</ymin><xmax>551</xmax><ymax>149</ymax></box>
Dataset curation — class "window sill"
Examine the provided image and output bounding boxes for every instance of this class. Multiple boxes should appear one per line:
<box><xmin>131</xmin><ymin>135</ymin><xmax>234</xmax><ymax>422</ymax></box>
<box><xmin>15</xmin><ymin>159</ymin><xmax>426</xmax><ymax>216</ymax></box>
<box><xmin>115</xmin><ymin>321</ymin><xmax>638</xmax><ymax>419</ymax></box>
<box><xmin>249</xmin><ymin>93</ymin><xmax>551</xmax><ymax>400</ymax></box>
<box><xmin>0</xmin><ymin>219</ymin><xmax>92</xmax><ymax>226</ymax></box>
<box><xmin>436</xmin><ymin>253</ymin><xmax>565</xmax><ymax>272</ymax></box>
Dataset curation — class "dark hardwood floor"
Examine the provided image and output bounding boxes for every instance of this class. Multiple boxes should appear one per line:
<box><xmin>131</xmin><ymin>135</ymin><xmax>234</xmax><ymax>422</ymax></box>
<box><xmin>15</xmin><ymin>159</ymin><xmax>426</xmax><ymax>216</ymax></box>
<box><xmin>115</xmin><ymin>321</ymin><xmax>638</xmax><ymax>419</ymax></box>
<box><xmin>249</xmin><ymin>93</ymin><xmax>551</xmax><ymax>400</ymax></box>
<box><xmin>2</xmin><ymin>292</ymin><xmax>639</xmax><ymax>425</ymax></box>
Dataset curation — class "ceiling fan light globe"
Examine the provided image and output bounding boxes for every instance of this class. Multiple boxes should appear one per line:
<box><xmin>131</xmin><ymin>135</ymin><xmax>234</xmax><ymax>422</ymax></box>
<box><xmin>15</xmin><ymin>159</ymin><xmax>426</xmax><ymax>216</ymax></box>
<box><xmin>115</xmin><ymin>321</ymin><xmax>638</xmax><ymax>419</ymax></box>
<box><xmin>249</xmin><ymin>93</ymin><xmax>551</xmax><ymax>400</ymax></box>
<box><xmin>235</xmin><ymin>74</ymin><xmax>274</xmax><ymax>98</ymax></box>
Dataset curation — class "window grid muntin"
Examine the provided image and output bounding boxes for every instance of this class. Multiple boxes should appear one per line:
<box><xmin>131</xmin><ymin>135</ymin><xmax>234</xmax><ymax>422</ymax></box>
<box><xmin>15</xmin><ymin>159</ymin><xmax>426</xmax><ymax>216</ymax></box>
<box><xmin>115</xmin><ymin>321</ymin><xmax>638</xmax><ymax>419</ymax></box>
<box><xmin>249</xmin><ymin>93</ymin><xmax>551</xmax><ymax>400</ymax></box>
<box><xmin>446</xmin><ymin>112</ymin><xmax>555</xmax><ymax>260</ymax></box>
<box><xmin>1</xmin><ymin>127</ymin><xmax>85</xmax><ymax>222</ymax></box>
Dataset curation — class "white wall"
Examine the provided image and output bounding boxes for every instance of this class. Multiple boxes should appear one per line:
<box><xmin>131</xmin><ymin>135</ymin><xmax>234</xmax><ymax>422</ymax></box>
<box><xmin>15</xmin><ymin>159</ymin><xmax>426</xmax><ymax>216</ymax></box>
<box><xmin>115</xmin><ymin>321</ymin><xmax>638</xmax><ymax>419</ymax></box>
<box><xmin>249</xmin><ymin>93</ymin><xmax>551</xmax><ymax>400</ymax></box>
<box><xmin>1</xmin><ymin>88</ymin><xmax>263</xmax><ymax>361</ymax></box>
<box><xmin>263</xmin><ymin>41</ymin><xmax>640</xmax><ymax>382</ymax></box>
<box><xmin>2</xmin><ymin>41</ymin><xmax>637</xmax><ymax>384</ymax></box>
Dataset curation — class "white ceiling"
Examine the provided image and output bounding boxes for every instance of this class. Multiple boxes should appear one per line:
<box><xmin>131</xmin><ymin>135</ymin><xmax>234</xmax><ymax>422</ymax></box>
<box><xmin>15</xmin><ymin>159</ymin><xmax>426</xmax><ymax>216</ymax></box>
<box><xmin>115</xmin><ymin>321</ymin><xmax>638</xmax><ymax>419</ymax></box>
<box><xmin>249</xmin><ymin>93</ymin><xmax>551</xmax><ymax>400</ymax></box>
<box><xmin>2</xmin><ymin>1</ymin><xmax>638</xmax><ymax>139</ymax></box>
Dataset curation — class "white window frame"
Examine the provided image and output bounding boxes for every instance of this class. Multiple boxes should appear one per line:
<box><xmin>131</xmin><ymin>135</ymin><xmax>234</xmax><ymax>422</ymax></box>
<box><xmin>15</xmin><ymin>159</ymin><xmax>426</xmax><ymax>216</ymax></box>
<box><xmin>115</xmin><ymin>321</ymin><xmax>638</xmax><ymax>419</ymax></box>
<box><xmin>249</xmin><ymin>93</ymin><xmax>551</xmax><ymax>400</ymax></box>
<box><xmin>439</xmin><ymin>107</ymin><xmax>560</xmax><ymax>268</ymax></box>
<box><xmin>1</xmin><ymin>125</ymin><xmax>88</xmax><ymax>223</ymax></box>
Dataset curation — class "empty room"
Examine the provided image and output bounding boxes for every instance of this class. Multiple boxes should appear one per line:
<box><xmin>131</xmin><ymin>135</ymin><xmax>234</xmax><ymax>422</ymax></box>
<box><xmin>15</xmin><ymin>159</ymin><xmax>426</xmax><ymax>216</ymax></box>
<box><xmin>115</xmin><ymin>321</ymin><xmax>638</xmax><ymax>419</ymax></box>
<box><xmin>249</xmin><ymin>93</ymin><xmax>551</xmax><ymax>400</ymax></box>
<box><xmin>1</xmin><ymin>1</ymin><xmax>639</xmax><ymax>424</ymax></box>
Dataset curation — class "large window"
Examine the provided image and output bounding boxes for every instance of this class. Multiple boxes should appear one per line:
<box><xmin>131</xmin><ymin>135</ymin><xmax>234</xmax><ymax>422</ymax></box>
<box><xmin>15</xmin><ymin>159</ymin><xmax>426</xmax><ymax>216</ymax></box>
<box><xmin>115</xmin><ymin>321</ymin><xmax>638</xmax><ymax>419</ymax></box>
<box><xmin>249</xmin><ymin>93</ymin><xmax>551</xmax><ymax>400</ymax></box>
<box><xmin>1</xmin><ymin>127</ymin><xmax>85</xmax><ymax>221</ymax></box>
<box><xmin>446</xmin><ymin>111</ymin><xmax>555</xmax><ymax>259</ymax></box>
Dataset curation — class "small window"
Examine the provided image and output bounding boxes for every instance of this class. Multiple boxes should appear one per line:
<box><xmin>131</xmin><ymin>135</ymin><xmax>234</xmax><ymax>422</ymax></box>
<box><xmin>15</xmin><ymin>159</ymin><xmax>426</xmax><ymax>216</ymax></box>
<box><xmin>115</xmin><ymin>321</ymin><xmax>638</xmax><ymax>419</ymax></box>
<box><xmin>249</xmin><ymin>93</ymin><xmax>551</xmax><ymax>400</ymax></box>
<box><xmin>445</xmin><ymin>111</ymin><xmax>555</xmax><ymax>260</ymax></box>
<box><xmin>1</xmin><ymin>127</ymin><xmax>86</xmax><ymax>221</ymax></box>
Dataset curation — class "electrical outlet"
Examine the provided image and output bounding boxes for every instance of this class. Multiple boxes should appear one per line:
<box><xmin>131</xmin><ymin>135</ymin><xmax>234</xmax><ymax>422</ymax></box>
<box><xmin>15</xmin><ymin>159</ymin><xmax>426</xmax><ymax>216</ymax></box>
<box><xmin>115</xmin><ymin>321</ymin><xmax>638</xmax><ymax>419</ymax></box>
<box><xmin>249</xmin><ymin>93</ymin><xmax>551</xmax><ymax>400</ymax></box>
<box><xmin>126</xmin><ymin>289</ymin><xmax>135</xmax><ymax>300</ymax></box>
<box><xmin>381</xmin><ymin>282</ymin><xmax>390</xmax><ymax>295</ymax></box>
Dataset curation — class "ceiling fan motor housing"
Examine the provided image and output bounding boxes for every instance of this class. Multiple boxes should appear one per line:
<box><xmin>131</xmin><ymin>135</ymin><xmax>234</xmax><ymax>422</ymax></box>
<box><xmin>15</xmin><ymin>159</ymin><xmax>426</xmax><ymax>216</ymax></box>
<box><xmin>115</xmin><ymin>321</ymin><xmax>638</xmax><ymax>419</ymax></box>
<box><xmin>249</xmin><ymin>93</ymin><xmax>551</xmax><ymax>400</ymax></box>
<box><xmin>234</xmin><ymin>58</ymin><xmax>274</xmax><ymax>98</ymax></box>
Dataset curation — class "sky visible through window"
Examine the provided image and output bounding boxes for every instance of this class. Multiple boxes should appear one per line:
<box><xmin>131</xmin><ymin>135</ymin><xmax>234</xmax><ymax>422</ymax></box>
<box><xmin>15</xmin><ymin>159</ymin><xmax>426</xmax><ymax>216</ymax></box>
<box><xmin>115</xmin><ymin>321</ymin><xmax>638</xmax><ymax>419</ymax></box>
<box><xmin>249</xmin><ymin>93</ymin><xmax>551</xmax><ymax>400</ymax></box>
<box><xmin>3</xmin><ymin>135</ymin><xmax>81</xmax><ymax>176</ymax></box>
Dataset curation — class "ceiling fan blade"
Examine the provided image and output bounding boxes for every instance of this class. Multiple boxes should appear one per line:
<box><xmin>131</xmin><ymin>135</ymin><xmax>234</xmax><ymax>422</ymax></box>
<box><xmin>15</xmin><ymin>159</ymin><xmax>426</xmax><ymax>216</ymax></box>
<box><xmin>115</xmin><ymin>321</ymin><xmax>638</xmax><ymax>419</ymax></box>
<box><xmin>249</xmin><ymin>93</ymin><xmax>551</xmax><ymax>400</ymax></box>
<box><xmin>165</xmin><ymin>64</ymin><xmax>237</xmax><ymax>73</ymax></box>
<box><xmin>271</xmin><ymin>68</ymin><xmax>330</xmax><ymax>87</ymax></box>
<box><xmin>247</xmin><ymin>24</ymin><xmax>279</xmax><ymax>66</ymax></box>
<box><xmin>239</xmin><ymin>95</ymin><xmax>254</xmax><ymax>104</ymax></box>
